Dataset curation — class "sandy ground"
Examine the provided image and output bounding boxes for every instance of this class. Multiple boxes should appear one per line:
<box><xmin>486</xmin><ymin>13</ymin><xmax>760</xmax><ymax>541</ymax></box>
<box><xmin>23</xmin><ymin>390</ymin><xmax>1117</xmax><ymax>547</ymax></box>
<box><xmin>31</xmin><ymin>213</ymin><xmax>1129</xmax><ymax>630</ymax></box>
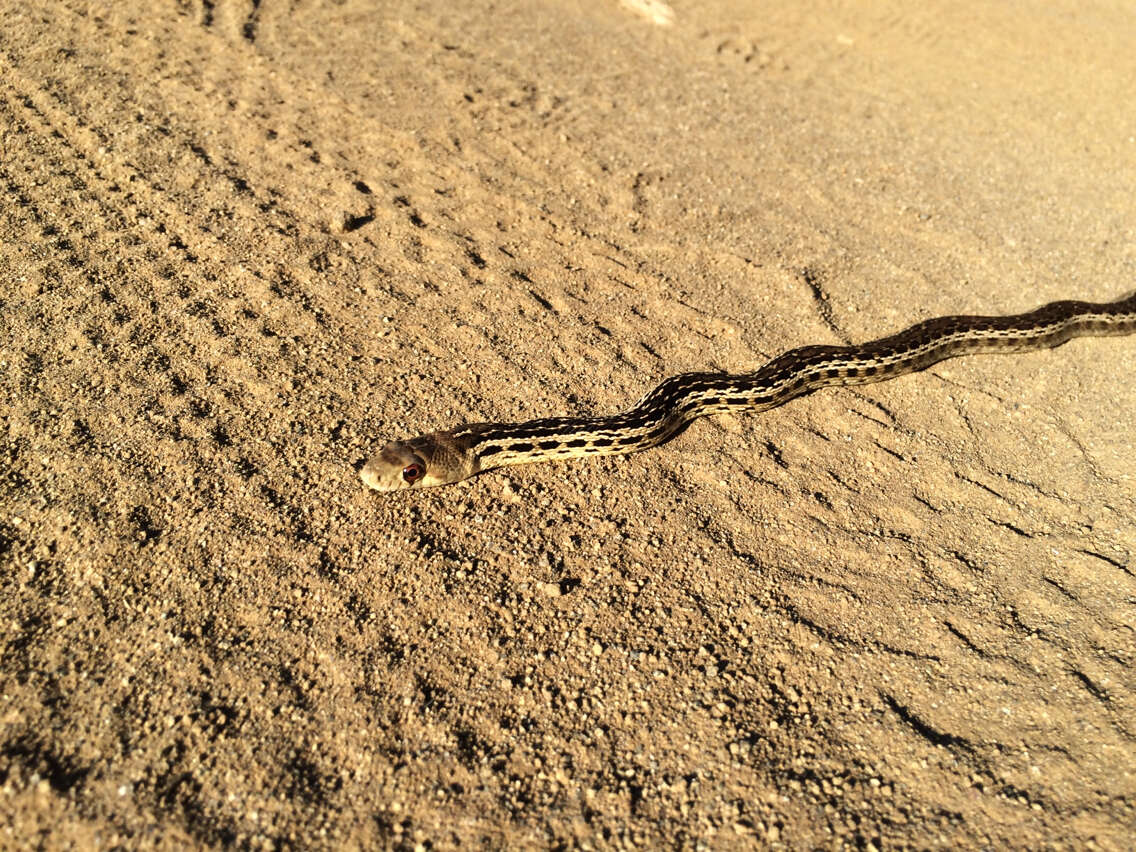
<box><xmin>2</xmin><ymin>0</ymin><xmax>1135</xmax><ymax>848</ymax></box>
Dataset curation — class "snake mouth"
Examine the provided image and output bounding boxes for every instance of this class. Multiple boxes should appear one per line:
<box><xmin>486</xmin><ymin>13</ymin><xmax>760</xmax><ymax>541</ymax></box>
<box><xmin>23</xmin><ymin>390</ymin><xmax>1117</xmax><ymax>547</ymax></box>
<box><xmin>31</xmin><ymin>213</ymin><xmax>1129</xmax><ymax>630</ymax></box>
<box><xmin>359</xmin><ymin>459</ymin><xmax>388</xmax><ymax>491</ymax></box>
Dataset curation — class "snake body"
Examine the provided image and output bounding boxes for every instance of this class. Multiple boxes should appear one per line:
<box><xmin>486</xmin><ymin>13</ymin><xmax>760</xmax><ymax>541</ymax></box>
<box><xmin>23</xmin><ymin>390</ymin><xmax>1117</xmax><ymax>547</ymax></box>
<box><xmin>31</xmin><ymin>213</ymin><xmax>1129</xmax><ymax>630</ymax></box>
<box><xmin>362</xmin><ymin>292</ymin><xmax>1136</xmax><ymax>491</ymax></box>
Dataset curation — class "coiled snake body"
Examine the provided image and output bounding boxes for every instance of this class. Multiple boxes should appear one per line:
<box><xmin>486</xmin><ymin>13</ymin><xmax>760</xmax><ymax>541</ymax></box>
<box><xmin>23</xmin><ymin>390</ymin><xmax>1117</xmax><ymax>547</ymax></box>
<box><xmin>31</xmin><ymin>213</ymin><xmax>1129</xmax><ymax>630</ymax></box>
<box><xmin>362</xmin><ymin>292</ymin><xmax>1136</xmax><ymax>492</ymax></box>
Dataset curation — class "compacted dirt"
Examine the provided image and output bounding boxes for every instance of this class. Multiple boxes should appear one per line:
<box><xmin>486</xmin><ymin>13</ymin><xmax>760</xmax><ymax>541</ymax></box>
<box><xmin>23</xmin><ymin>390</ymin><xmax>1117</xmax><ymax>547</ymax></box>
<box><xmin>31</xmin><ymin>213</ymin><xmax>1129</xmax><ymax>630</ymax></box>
<box><xmin>2</xmin><ymin>1</ymin><xmax>1134</xmax><ymax>848</ymax></box>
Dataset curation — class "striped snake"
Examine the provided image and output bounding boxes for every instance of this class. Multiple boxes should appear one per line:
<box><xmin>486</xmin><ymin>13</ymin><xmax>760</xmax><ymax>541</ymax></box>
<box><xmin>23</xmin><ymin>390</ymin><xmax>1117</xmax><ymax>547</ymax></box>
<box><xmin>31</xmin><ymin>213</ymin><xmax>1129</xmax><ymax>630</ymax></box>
<box><xmin>361</xmin><ymin>292</ymin><xmax>1136</xmax><ymax>492</ymax></box>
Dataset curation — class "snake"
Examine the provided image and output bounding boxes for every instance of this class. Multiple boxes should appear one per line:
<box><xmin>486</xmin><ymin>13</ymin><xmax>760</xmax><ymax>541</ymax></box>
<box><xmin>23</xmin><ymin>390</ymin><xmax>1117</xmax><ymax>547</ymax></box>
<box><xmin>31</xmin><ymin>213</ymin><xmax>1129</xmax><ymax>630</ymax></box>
<box><xmin>361</xmin><ymin>291</ymin><xmax>1136</xmax><ymax>492</ymax></box>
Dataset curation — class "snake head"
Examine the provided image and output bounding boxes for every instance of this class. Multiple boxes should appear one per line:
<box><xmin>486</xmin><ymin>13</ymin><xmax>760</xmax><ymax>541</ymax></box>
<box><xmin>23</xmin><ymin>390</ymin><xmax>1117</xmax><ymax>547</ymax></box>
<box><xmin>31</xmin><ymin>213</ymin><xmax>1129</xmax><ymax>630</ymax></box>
<box><xmin>360</xmin><ymin>433</ymin><xmax>477</xmax><ymax>492</ymax></box>
<box><xmin>360</xmin><ymin>440</ymin><xmax>432</xmax><ymax>492</ymax></box>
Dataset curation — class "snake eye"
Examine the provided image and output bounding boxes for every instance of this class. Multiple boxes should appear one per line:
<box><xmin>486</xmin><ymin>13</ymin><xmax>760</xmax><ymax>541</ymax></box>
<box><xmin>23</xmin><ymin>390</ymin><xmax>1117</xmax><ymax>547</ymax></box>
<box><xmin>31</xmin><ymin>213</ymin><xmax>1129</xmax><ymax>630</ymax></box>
<box><xmin>402</xmin><ymin>463</ymin><xmax>424</xmax><ymax>484</ymax></box>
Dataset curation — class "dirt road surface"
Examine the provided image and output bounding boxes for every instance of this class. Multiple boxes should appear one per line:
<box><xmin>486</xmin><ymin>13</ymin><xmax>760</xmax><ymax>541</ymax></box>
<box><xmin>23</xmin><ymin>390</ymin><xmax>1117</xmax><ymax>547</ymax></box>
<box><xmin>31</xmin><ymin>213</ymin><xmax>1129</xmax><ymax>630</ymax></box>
<box><xmin>2</xmin><ymin>1</ymin><xmax>1134</xmax><ymax>848</ymax></box>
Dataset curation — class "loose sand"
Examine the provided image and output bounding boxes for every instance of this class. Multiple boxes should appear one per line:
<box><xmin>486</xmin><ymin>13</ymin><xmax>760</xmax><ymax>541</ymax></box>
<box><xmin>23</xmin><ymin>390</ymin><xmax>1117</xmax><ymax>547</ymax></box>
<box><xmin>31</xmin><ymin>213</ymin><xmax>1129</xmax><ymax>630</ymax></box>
<box><xmin>2</xmin><ymin>0</ymin><xmax>1134</xmax><ymax>848</ymax></box>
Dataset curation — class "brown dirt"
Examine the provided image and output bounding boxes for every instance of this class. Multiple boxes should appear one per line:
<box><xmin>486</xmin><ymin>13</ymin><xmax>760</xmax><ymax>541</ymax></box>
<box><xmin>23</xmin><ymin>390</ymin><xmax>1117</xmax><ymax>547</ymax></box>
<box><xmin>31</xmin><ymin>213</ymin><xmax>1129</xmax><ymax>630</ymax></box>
<box><xmin>2</xmin><ymin>1</ymin><xmax>1135</xmax><ymax>848</ymax></box>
